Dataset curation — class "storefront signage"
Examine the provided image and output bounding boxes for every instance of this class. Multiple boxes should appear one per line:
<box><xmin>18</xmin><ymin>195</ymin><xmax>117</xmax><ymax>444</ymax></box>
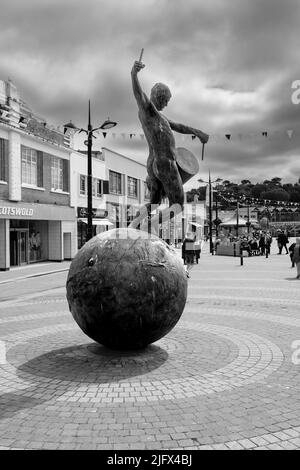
<box><xmin>0</xmin><ymin>202</ymin><xmax>75</xmax><ymax>221</ymax></box>
<box><xmin>77</xmin><ymin>207</ymin><xmax>108</xmax><ymax>218</ymax></box>
<box><xmin>0</xmin><ymin>206</ymin><xmax>34</xmax><ymax>216</ymax></box>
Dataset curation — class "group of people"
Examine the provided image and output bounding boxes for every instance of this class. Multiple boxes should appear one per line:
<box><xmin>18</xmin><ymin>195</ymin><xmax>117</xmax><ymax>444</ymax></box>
<box><xmin>182</xmin><ymin>229</ymin><xmax>300</xmax><ymax>280</ymax></box>
<box><xmin>215</xmin><ymin>231</ymin><xmax>273</xmax><ymax>257</ymax></box>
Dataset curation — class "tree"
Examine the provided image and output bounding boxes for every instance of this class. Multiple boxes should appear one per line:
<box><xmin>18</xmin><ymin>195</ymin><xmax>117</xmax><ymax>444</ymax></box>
<box><xmin>241</xmin><ymin>179</ymin><xmax>251</xmax><ymax>185</ymax></box>
<box><xmin>250</xmin><ymin>184</ymin><xmax>268</xmax><ymax>198</ymax></box>
<box><xmin>270</xmin><ymin>177</ymin><xmax>282</xmax><ymax>187</ymax></box>
<box><xmin>261</xmin><ymin>189</ymin><xmax>289</xmax><ymax>201</ymax></box>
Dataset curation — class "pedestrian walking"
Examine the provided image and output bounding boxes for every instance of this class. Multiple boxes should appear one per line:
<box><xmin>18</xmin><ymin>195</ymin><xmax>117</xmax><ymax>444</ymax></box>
<box><xmin>277</xmin><ymin>230</ymin><xmax>289</xmax><ymax>254</ymax></box>
<box><xmin>259</xmin><ymin>233</ymin><xmax>265</xmax><ymax>255</ymax></box>
<box><xmin>265</xmin><ymin>232</ymin><xmax>272</xmax><ymax>257</ymax></box>
<box><xmin>289</xmin><ymin>241</ymin><xmax>296</xmax><ymax>267</ymax></box>
<box><xmin>182</xmin><ymin>232</ymin><xmax>196</xmax><ymax>278</ymax></box>
<box><xmin>291</xmin><ymin>238</ymin><xmax>300</xmax><ymax>279</ymax></box>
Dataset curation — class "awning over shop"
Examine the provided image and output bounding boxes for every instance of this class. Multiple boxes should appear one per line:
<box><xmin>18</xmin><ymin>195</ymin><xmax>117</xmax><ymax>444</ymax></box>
<box><xmin>78</xmin><ymin>218</ymin><xmax>114</xmax><ymax>226</ymax></box>
<box><xmin>190</xmin><ymin>222</ymin><xmax>202</xmax><ymax>227</ymax></box>
<box><xmin>220</xmin><ymin>217</ymin><xmax>248</xmax><ymax>227</ymax></box>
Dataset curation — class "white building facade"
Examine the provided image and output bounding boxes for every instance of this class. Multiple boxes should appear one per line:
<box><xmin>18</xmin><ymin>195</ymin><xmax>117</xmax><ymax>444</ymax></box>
<box><xmin>70</xmin><ymin>147</ymin><xmax>150</xmax><ymax>248</ymax></box>
<box><xmin>0</xmin><ymin>79</ymin><xmax>76</xmax><ymax>270</ymax></box>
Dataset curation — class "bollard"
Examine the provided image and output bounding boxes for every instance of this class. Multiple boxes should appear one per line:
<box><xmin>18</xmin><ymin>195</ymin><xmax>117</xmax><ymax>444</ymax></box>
<box><xmin>240</xmin><ymin>249</ymin><xmax>244</xmax><ymax>266</ymax></box>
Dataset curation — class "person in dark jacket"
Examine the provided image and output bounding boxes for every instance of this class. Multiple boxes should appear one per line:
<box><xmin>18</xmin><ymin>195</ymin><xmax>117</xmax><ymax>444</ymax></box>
<box><xmin>259</xmin><ymin>233</ymin><xmax>266</xmax><ymax>255</ymax></box>
<box><xmin>292</xmin><ymin>238</ymin><xmax>300</xmax><ymax>279</ymax></box>
<box><xmin>277</xmin><ymin>230</ymin><xmax>289</xmax><ymax>254</ymax></box>
<box><xmin>289</xmin><ymin>241</ymin><xmax>296</xmax><ymax>267</ymax></box>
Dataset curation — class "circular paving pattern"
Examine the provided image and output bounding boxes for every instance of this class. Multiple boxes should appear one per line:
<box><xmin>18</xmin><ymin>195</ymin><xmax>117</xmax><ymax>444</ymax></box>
<box><xmin>0</xmin><ymin>320</ymin><xmax>283</xmax><ymax>404</ymax></box>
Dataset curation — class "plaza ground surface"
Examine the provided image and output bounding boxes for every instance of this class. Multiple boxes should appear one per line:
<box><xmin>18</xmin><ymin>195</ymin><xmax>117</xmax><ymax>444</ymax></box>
<box><xmin>0</xmin><ymin>242</ymin><xmax>300</xmax><ymax>450</ymax></box>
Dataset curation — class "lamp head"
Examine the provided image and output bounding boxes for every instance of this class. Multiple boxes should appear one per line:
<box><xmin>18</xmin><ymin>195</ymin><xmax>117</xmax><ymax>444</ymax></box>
<box><xmin>63</xmin><ymin>120</ymin><xmax>77</xmax><ymax>130</ymax></box>
<box><xmin>100</xmin><ymin>118</ymin><xmax>117</xmax><ymax>130</ymax></box>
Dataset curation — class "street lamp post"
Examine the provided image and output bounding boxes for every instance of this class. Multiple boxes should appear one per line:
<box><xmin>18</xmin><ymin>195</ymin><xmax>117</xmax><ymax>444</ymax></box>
<box><xmin>236</xmin><ymin>201</ymin><xmax>239</xmax><ymax>236</ymax></box>
<box><xmin>64</xmin><ymin>101</ymin><xmax>117</xmax><ymax>242</ymax></box>
<box><xmin>198</xmin><ymin>171</ymin><xmax>222</xmax><ymax>255</ymax></box>
<box><xmin>208</xmin><ymin>172</ymin><xmax>213</xmax><ymax>254</ymax></box>
<box><xmin>215</xmin><ymin>193</ymin><xmax>219</xmax><ymax>237</ymax></box>
<box><xmin>247</xmin><ymin>204</ymin><xmax>250</xmax><ymax>234</ymax></box>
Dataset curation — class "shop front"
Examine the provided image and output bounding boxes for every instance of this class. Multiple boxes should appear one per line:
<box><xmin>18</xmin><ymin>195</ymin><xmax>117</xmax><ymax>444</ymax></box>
<box><xmin>77</xmin><ymin>207</ymin><xmax>113</xmax><ymax>249</ymax></box>
<box><xmin>0</xmin><ymin>201</ymin><xmax>76</xmax><ymax>270</ymax></box>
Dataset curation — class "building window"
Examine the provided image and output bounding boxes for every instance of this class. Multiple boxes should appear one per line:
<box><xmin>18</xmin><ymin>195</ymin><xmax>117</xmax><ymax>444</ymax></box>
<box><xmin>22</xmin><ymin>147</ymin><xmax>37</xmax><ymax>185</ymax></box>
<box><xmin>51</xmin><ymin>157</ymin><xmax>64</xmax><ymax>190</ymax></box>
<box><xmin>0</xmin><ymin>138</ymin><xmax>8</xmax><ymax>182</ymax></box>
<box><xmin>79</xmin><ymin>175</ymin><xmax>102</xmax><ymax>197</ymax></box>
<box><xmin>94</xmin><ymin>178</ymin><xmax>102</xmax><ymax>198</ymax></box>
<box><xmin>128</xmin><ymin>176</ymin><xmax>138</xmax><ymax>198</ymax></box>
<box><xmin>109</xmin><ymin>171</ymin><xmax>122</xmax><ymax>195</ymax></box>
<box><xmin>80</xmin><ymin>175</ymin><xmax>86</xmax><ymax>195</ymax></box>
<box><xmin>144</xmin><ymin>181</ymin><xmax>151</xmax><ymax>200</ymax></box>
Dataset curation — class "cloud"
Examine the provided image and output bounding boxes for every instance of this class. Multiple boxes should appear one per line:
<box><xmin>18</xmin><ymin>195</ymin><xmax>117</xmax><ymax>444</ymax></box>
<box><xmin>1</xmin><ymin>0</ymin><xmax>300</xmax><ymax>185</ymax></box>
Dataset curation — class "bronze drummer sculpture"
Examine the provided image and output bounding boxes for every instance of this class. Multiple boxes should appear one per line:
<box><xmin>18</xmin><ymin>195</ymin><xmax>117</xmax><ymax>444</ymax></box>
<box><xmin>130</xmin><ymin>50</ymin><xmax>209</xmax><ymax>231</ymax></box>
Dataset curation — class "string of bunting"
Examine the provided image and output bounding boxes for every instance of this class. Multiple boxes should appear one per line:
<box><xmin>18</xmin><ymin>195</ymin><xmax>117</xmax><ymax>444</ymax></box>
<box><xmin>96</xmin><ymin>129</ymin><xmax>297</xmax><ymax>141</ymax></box>
<box><xmin>217</xmin><ymin>191</ymin><xmax>300</xmax><ymax>210</ymax></box>
<box><xmin>0</xmin><ymin>104</ymin><xmax>297</xmax><ymax>141</ymax></box>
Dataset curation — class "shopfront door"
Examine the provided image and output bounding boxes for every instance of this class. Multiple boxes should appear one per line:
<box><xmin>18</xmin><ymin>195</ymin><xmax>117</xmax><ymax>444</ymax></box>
<box><xmin>10</xmin><ymin>230</ymin><xmax>29</xmax><ymax>266</ymax></box>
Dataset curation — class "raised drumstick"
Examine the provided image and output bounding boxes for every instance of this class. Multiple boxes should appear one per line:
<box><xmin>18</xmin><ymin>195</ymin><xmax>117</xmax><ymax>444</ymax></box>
<box><xmin>202</xmin><ymin>142</ymin><xmax>205</xmax><ymax>160</ymax></box>
<box><xmin>139</xmin><ymin>48</ymin><xmax>144</xmax><ymax>62</ymax></box>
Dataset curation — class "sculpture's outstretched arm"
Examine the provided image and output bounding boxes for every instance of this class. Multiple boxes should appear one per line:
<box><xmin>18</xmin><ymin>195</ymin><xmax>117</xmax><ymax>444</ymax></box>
<box><xmin>131</xmin><ymin>61</ymin><xmax>150</xmax><ymax>111</ymax></box>
<box><xmin>167</xmin><ymin>118</ymin><xmax>209</xmax><ymax>144</ymax></box>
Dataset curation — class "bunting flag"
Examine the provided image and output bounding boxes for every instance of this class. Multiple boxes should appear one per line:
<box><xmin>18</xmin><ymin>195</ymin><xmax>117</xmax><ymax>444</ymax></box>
<box><xmin>218</xmin><ymin>190</ymin><xmax>300</xmax><ymax>209</ymax></box>
<box><xmin>1</xmin><ymin>103</ymin><xmax>300</xmax><ymax>143</ymax></box>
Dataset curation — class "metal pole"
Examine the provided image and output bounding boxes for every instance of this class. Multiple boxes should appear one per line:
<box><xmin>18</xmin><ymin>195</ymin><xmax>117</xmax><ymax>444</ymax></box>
<box><xmin>215</xmin><ymin>193</ymin><xmax>218</xmax><ymax>237</ymax></box>
<box><xmin>87</xmin><ymin>100</ymin><xmax>93</xmax><ymax>242</ymax></box>
<box><xmin>209</xmin><ymin>172</ymin><xmax>213</xmax><ymax>254</ymax></box>
<box><xmin>236</xmin><ymin>201</ymin><xmax>239</xmax><ymax>237</ymax></box>
<box><xmin>247</xmin><ymin>204</ymin><xmax>250</xmax><ymax>234</ymax></box>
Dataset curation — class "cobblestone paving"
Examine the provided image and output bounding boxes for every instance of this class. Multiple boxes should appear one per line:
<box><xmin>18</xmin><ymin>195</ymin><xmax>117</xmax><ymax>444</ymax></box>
<box><xmin>0</xmin><ymin>247</ymin><xmax>300</xmax><ymax>450</ymax></box>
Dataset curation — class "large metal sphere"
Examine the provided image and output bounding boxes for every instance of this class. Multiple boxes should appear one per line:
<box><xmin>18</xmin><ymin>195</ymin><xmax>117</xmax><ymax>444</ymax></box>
<box><xmin>66</xmin><ymin>228</ymin><xmax>187</xmax><ymax>350</ymax></box>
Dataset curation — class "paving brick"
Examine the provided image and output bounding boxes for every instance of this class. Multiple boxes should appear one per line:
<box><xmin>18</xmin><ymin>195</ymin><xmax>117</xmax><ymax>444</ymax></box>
<box><xmin>1</xmin><ymin>247</ymin><xmax>300</xmax><ymax>450</ymax></box>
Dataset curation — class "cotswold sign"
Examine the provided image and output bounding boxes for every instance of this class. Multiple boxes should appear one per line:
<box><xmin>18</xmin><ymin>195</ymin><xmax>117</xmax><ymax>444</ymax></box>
<box><xmin>0</xmin><ymin>206</ymin><xmax>34</xmax><ymax>217</ymax></box>
<box><xmin>0</xmin><ymin>202</ymin><xmax>75</xmax><ymax>221</ymax></box>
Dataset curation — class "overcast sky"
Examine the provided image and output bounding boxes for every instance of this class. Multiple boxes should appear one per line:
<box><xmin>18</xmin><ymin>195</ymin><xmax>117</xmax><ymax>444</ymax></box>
<box><xmin>1</xmin><ymin>0</ymin><xmax>300</xmax><ymax>189</ymax></box>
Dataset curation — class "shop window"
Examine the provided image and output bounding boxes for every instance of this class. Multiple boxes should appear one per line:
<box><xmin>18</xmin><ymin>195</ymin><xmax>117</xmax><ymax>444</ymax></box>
<box><xmin>128</xmin><ymin>176</ymin><xmax>138</xmax><ymax>198</ymax></box>
<box><xmin>109</xmin><ymin>170</ymin><xmax>122</xmax><ymax>195</ymax></box>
